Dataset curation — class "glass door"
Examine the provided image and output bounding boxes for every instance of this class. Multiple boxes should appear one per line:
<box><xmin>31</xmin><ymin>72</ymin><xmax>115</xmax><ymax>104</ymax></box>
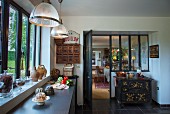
<box><xmin>83</xmin><ymin>30</ymin><xmax>92</xmax><ymax>109</ymax></box>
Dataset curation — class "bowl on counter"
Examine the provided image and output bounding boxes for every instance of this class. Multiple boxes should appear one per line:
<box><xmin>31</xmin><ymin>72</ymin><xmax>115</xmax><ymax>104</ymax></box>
<box><xmin>32</xmin><ymin>96</ymin><xmax>50</xmax><ymax>105</ymax></box>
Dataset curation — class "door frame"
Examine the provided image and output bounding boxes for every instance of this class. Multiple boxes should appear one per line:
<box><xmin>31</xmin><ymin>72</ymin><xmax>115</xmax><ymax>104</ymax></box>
<box><xmin>83</xmin><ymin>31</ymin><xmax>113</xmax><ymax>104</ymax></box>
<box><xmin>83</xmin><ymin>30</ymin><xmax>93</xmax><ymax>109</ymax></box>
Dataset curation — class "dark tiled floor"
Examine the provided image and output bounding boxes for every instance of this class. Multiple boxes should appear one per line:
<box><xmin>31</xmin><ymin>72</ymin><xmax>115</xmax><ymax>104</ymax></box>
<box><xmin>76</xmin><ymin>99</ymin><xmax>170</xmax><ymax>114</ymax></box>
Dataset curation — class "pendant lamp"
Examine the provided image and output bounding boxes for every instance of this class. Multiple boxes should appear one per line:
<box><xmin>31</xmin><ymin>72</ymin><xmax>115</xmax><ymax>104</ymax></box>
<box><xmin>29</xmin><ymin>0</ymin><xmax>60</xmax><ymax>27</ymax></box>
<box><xmin>51</xmin><ymin>0</ymin><xmax>68</xmax><ymax>38</ymax></box>
<box><xmin>51</xmin><ymin>20</ymin><xmax>68</xmax><ymax>38</ymax></box>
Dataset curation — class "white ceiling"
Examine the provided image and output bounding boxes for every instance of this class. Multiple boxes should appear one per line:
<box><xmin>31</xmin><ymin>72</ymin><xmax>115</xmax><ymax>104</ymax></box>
<box><xmin>14</xmin><ymin>0</ymin><xmax>170</xmax><ymax>17</ymax></box>
<box><xmin>13</xmin><ymin>0</ymin><xmax>169</xmax><ymax>46</ymax></box>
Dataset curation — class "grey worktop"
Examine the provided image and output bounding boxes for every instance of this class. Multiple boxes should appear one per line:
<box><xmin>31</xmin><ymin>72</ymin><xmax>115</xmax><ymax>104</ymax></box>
<box><xmin>7</xmin><ymin>84</ymin><xmax>75</xmax><ymax>114</ymax></box>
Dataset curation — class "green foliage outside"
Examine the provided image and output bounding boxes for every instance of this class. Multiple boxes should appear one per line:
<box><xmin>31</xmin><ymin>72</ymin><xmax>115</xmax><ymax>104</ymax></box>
<box><xmin>7</xmin><ymin>8</ymin><xmax>28</xmax><ymax>74</ymax></box>
<box><xmin>8</xmin><ymin>60</ymin><xmax>15</xmax><ymax>73</ymax></box>
<box><xmin>8</xmin><ymin>51</ymin><xmax>15</xmax><ymax>60</ymax></box>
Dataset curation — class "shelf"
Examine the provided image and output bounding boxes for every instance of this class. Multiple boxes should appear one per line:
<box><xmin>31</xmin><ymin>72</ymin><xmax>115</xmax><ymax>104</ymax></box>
<box><xmin>55</xmin><ymin>43</ymin><xmax>80</xmax><ymax>64</ymax></box>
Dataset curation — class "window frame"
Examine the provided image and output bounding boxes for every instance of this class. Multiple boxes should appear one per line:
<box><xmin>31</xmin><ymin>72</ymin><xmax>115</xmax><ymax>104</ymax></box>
<box><xmin>1</xmin><ymin>0</ymin><xmax>40</xmax><ymax>78</ymax></box>
<box><xmin>111</xmin><ymin>34</ymin><xmax>149</xmax><ymax>72</ymax></box>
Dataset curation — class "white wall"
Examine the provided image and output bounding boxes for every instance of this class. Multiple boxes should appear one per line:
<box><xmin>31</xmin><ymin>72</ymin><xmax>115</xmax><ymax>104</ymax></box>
<box><xmin>35</xmin><ymin>26</ymin><xmax>40</xmax><ymax>67</ymax></box>
<box><xmin>43</xmin><ymin>16</ymin><xmax>170</xmax><ymax>105</ymax></box>
<box><xmin>41</xmin><ymin>27</ymin><xmax>51</xmax><ymax>76</ymax></box>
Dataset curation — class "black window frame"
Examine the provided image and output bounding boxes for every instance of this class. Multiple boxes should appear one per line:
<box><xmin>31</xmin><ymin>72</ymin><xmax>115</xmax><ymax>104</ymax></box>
<box><xmin>1</xmin><ymin>0</ymin><xmax>40</xmax><ymax>77</ymax></box>
<box><xmin>111</xmin><ymin>34</ymin><xmax>149</xmax><ymax>72</ymax></box>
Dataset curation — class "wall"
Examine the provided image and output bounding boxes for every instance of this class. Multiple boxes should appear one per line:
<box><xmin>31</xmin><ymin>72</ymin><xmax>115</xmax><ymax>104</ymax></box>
<box><xmin>35</xmin><ymin>26</ymin><xmax>40</xmax><ymax>67</ymax></box>
<box><xmin>46</xmin><ymin>16</ymin><xmax>170</xmax><ymax>105</ymax></box>
<box><xmin>92</xmin><ymin>48</ymin><xmax>105</xmax><ymax>66</ymax></box>
<box><xmin>41</xmin><ymin>27</ymin><xmax>51</xmax><ymax>76</ymax></box>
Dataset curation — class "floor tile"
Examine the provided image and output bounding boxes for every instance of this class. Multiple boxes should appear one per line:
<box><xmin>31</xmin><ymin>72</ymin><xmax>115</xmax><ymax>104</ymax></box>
<box><xmin>141</xmin><ymin>109</ymin><xmax>157</xmax><ymax>113</ymax></box>
<box><xmin>127</xmin><ymin>109</ymin><xmax>144</xmax><ymax>114</ymax></box>
<box><xmin>154</xmin><ymin>108</ymin><xmax>170</xmax><ymax>114</ymax></box>
<box><xmin>97</xmin><ymin>110</ymin><xmax>114</xmax><ymax>114</ymax></box>
<box><xmin>123</xmin><ymin>104</ymin><xmax>140</xmax><ymax>110</ymax></box>
<box><xmin>82</xmin><ymin>110</ymin><xmax>97</xmax><ymax>114</ymax></box>
<box><xmin>138</xmin><ymin>103</ymin><xmax>155</xmax><ymax>109</ymax></box>
<box><xmin>77</xmin><ymin>99</ymin><xmax>164</xmax><ymax>114</ymax></box>
<box><xmin>113</xmin><ymin>110</ymin><xmax>129</xmax><ymax>114</ymax></box>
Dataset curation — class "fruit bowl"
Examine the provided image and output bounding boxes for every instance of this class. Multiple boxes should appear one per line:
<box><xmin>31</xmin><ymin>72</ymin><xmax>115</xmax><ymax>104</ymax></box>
<box><xmin>32</xmin><ymin>96</ymin><xmax>50</xmax><ymax>105</ymax></box>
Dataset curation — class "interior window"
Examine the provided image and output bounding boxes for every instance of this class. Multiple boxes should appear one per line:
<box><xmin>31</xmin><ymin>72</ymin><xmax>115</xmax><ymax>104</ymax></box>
<box><xmin>111</xmin><ymin>35</ymin><xmax>149</xmax><ymax>72</ymax></box>
<box><xmin>131</xmin><ymin>36</ymin><xmax>139</xmax><ymax>70</ymax></box>
<box><xmin>140</xmin><ymin>36</ymin><xmax>149</xmax><ymax>71</ymax></box>
<box><xmin>121</xmin><ymin>36</ymin><xmax>129</xmax><ymax>70</ymax></box>
<box><xmin>112</xmin><ymin>36</ymin><xmax>120</xmax><ymax>71</ymax></box>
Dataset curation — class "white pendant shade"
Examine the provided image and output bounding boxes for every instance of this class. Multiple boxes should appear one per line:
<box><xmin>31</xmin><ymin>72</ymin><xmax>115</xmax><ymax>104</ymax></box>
<box><xmin>51</xmin><ymin>24</ymin><xmax>68</xmax><ymax>38</ymax></box>
<box><xmin>29</xmin><ymin>2</ymin><xmax>60</xmax><ymax>27</ymax></box>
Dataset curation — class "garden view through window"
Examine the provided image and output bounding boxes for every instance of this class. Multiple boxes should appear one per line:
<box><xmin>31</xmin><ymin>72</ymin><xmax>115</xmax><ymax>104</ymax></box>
<box><xmin>30</xmin><ymin>24</ymin><xmax>35</xmax><ymax>68</ymax></box>
<box><xmin>8</xmin><ymin>6</ymin><xmax>18</xmax><ymax>74</ymax></box>
<box><xmin>21</xmin><ymin>14</ymin><xmax>28</xmax><ymax>76</ymax></box>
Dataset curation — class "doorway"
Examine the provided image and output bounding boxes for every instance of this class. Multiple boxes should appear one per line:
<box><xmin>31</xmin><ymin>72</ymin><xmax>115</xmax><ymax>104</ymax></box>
<box><xmin>92</xmin><ymin>36</ymin><xmax>110</xmax><ymax>99</ymax></box>
<box><xmin>83</xmin><ymin>31</ymin><xmax>114</xmax><ymax>108</ymax></box>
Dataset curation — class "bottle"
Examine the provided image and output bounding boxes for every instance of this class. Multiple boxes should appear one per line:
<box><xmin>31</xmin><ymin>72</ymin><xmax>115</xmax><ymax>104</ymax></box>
<box><xmin>20</xmin><ymin>51</ymin><xmax>25</xmax><ymax>80</ymax></box>
<box><xmin>0</xmin><ymin>70</ymin><xmax>13</xmax><ymax>98</ymax></box>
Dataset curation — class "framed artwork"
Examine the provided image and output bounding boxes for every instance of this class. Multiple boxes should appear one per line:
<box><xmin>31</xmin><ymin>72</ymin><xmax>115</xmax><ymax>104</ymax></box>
<box><xmin>150</xmin><ymin>45</ymin><xmax>159</xmax><ymax>58</ymax></box>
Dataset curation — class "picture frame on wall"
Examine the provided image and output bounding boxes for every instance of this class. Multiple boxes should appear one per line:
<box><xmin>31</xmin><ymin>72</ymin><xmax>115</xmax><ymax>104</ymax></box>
<box><xmin>150</xmin><ymin>45</ymin><xmax>159</xmax><ymax>58</ymax></box>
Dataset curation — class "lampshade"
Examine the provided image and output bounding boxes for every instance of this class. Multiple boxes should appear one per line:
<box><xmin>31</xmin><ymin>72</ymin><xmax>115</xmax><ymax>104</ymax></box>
<box><xmin>51</xmin><ymin>23</ymin><xmax>68</xmax><ymax>38</ymax></box>
<box><xmin>113</xmin><ymin>55</ymin><xmax>117</xmax><ymax>61</ymax></box>
<box><xmin>29</xmin><ymin>2</ymin><xmax>60</xmax><ymax>27</ymax></box>
<box><xmin>132</xmin><ymin>56</ymin><xmax>136</xmax><ymax>60</ymax></box>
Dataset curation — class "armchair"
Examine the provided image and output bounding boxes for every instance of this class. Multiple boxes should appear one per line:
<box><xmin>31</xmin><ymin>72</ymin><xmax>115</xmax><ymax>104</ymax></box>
<box><xmin>95</xmin><ymin>66</ymin><xmax>105</xmax><ymax>83</ymax></box>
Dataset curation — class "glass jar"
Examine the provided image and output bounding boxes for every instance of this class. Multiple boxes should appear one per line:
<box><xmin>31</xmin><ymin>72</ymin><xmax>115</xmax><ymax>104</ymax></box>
<box><xmin>0</xmin><ymin>70</ymin><xmax>13</xmax><ymax>98</ymax></box>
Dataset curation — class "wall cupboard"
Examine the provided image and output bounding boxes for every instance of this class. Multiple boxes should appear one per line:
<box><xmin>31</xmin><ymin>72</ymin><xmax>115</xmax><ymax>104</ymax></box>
<box><xmin>55</xmin><ymin>39</ymin><xmax>80</xmax><ymax>64</ymax></box>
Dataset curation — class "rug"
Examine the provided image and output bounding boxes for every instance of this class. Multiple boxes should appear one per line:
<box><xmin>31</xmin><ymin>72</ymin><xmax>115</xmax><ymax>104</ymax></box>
<box><xmin>94</xmin><ymin>77</ymin><xmax>105</xmax><ymax>83</ymax></box>
<box><xmin>95</xmin><ymin>82</ymin><xmax>109</xmax><ymax>89</ymax></box>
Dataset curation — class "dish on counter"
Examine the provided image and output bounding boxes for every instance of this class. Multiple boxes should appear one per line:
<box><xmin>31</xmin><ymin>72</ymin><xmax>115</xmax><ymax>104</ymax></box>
<box><xmin>32</xmin><ymin>96</ymin><xmax>50</xmax><ymax>105</ymax></box>
<box><xmin>52</xmin><ymin>83</ymin><xmax>69</xmax><ymax>90</ymax></box>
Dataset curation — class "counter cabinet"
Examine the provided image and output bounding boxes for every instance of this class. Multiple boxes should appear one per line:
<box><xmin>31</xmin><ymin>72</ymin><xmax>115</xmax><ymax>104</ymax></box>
<box><xmin>115</xmin><ymin>77</ymin><xmax>152</xmax><ymax>107</ymax></box>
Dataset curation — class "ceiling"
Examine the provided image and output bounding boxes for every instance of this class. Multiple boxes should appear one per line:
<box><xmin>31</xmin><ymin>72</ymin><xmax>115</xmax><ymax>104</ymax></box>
<box><xmin>14</xmin><ymin>0</ymin><xmax>170</xmax><ymax>17</ymax></box>
<box><xmin>13</xmin><ymin>0</ymin><xmax>169</xmax><ymax>46</ymax></box>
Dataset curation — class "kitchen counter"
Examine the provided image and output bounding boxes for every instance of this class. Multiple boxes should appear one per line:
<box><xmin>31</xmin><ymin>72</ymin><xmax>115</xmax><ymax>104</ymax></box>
<box><xmin>7</xmin><ymin>81</ymin><xmax>76</xmax><ymax>114</ymax></box>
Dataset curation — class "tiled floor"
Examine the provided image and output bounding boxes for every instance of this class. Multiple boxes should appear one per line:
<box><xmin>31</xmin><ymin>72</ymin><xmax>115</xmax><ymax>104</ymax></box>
<box><xmin>76</xmin><ymin>99</ymin><xmax>170</xmax><ymax>114</ymax></box>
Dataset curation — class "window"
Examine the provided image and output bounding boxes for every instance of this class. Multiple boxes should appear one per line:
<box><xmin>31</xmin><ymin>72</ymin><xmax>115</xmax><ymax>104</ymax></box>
<box><xmin>21</xmin><ymin>14</ymin><xmax>28</xmax><ymax>76</ymax></box>
<box><xmin>140</xmin><ymin>36</ymin><xmax>149</xmax><ymax>71</ymax></box>
<box><xmin>1</xmin><ymin>1</ymin><xmax>38</xmax><ymax>79</ymax></box>
<box><xmin>8</xmin><ymin>6</ymin><xmax>18</xmax><ymax>73</ymax></box>
<box><xmin>121</xmin><ymin>36</ymin><xmax>129</xmax><ymax>71</ymax></box>
<box><xmin>0</xmin><ymin>37</ymin><xmax>1</xmax><ymax>72</ymax></box>
<box><xmin>111</xmin><ymin>35</ymin><xmax>149</xmax><ymax>72</ymax></box>
<box><xmin>112</xmin><ymin>36</ymin><xmax>120</xmax><ymax>70</ymax></box>
<box><xmin>30</xmin><ymin>24</ymin><xmax>35</xmax><ymax>68</ymax></box>
<box><xmin>131</xmin><ymin>36</ymin><xmax>139</xmax><ymax>70</ymax></box>
<box><xmin>0</xmin><ymin>0</ymin><xmax>2</xmax><ymax>73</ymax></box>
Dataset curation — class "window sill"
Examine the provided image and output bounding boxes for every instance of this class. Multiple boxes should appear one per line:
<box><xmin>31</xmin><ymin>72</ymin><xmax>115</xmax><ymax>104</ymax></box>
<box><xmin>0</xmin><ymin>76</ymin><xmax>50</xmax><ymax>114</ymax></box>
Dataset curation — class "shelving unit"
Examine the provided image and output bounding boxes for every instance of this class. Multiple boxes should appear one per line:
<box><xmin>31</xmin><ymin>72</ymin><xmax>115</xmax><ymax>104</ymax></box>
<box><xmin>55</xmin><ymin>39</ymin><xmax>80</xmax><ymax>64</ymax></box>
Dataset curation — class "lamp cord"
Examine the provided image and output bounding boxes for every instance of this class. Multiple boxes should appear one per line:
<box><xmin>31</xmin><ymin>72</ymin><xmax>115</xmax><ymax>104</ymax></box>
<box><xmin>59</xmin><ymin>0</ymin><xmax>63</xmax><ymax>24</ymax></box>
<box><xmin>43</xmin><ymin>0</ymin><xmax>51</xmax><ymax>4</ymax></box>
